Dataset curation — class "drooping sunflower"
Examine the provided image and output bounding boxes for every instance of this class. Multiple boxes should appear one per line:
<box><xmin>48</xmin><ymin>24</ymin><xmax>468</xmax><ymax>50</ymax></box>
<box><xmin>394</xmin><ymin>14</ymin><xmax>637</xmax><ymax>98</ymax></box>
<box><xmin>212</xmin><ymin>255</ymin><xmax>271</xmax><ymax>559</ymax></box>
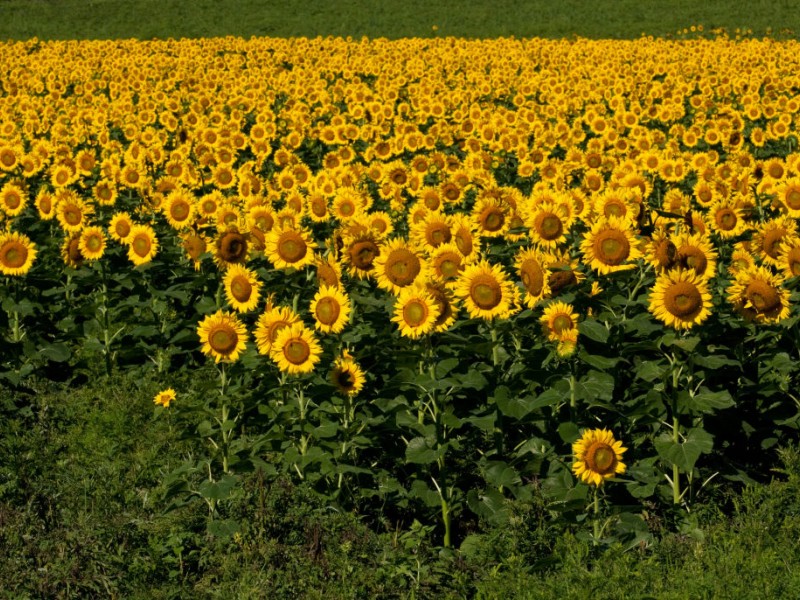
<box><xmin>648</xmin><ymin>269</ymin><xmax>713</xmax><ymax>330</ymax></box>
<box><xmin>515</xmin><ymin>247</ymin><xmax>551</xmax><ymax>308</ymax></box>
<box><xmin>374</xmin><ymin>237</ymin><xmax>426</xmax><ymax>294</ymax></box>
<box><xmin>454</xmin><ymin>260</ymin><xmax>518</xmax><ymax>321</ymax></box>
<box><xmin>727</xmin><ymin>265</ymin><xmax>791</xmax><ymax>324</ymax></box>
<box><xmin>546</xmin><ymin>250</ymin><xmax>584</xmax><ymax>296</ymax></box>
<box><xmin>310</xmin><ymin>284</ymin><xmax>351</xmax><ymax>334</ymax></box>
<box><xmin>214</xmin><ymin>226</ymin><xmax>249</xmax><ymax>269</ymax></box>
<box><xmin>254</xmin><ymin>304</ymin><xmax>301</xmax><ymax>355</ymax></box>
<box><xmin>197</xmin><ymin>310</ymin><xmax>248</xmax><ymax>363</ymax></box>
<box><xmin>127</xmin><ymin>224</ymin><xmax>159</xmax><ymax>266</ymax></box>
<box><xmin>269</xmin><ymin>322</ymin><xmax>322</xmax><ymax>375</ymax></box>
<box><xmin>223</xmin><ymin>263</ymin><xmax>262</xmax><ymax>313</ymax></box>
<box><xmin>580</xmin><ymin>216</ymin><xmax>641</xmax><ymax>275</ymax></box>
<box><xmin>314</xmin><ymin>253</ymin><xmax>342</xmax><ymax>288</ymax></box>
<box><xmin>265</xmin><ymin>226</ymin><xmax>315</xmax><ymax>270</ymax></box>
<box><xmin>0</xmin><ymin>231</ymin><xmax>37</xmax><ymax>276</ymax></box>
<box><xmin>78</xmin><ymin>226</ymin><xmax>106</xmax><ymax>261</ymax></box>
<box><xmin>540</xmin><ymin>301</ymin><xmax>579</xmax><ymax>342</ymax></box>
<box><xmin>572</xmin><ymin>428</ymin><xmax>627</xmax><ymax>486</ymax></box>
<box><xmin>153</xmin><ymin>388</ymin><xmax>176</xmax><ymax>408</ymax></box>
<box><xmin>644</xmin><ymin>228</ymin><xmax>679</xmax><ymax>273</ymax></box>
<box><xmin>330</xmin><ymin>351</ymin><xmax>366</xmax><ymax>396</ymax></box>
<box><xmin>672</xmin><ymin>231</ymin><xmax>718</xmax><ymax>279</ymax></box>
<box><xmin>391</xmin><ymin>285</ymin><xmax>441</xmax><ymax>339</ymax></box>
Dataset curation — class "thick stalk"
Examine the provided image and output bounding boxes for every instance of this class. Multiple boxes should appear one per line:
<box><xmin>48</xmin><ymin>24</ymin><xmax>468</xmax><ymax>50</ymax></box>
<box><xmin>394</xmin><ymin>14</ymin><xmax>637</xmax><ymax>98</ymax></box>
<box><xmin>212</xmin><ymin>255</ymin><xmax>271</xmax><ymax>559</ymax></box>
<box><xmin>671</xmin><ymin>365</ymin><xmax>681</xmax><ymax>505</ymax></box>
<box><xmin>592</xmin><ymin>487</ymin><xmax>600</xmax><ymax>543</ymax></box>
<box><xmin>490</xmin><ymin>325</ymin><xmax>503</xmax><ymax>455</ymax></box>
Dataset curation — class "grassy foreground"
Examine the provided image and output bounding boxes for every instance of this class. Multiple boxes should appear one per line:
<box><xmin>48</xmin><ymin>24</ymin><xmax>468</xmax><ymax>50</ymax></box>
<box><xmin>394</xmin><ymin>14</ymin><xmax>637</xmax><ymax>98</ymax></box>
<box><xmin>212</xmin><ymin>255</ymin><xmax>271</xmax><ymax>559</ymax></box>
<box><xmin>2</xmin><ymin>374</ymin><xmax>800</xmax><ymax>598</ymax></box>
<box><xmin>0</xmin><ymin>0</ymin><xmax>798</xmax><ymax>40</ymax></box>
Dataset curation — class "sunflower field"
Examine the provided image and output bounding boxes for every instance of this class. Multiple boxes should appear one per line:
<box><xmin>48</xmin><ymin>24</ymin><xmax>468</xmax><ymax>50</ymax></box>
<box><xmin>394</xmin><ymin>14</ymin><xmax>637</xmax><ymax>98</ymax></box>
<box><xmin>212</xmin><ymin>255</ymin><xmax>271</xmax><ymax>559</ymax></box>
<box><xmin>2</xmin><ymin>34</ymin><xmax>800</xmax><ymax>551</ymax></box>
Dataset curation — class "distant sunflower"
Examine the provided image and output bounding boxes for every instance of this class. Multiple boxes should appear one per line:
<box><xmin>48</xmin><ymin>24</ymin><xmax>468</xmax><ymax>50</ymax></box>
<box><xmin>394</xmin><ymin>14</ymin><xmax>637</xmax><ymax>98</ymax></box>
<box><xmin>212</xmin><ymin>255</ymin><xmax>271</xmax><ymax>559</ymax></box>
<box><xmin>540</xmin><ymin>301</ymin><xmax>579</xmax><ymax>342</ymax></box>
<box><xmin>127</xmin><ymin>224</ymin><xmax>159</xmax><ymax>266</ymax></box>
<box><xmin>153</xmin><ymin>388</ymin><xmax>176</xmax><ymax>408</ymax></box>
<box><xmin>197</xmin><ymin>310</ymin><xmax>248</xmax><ymax>363</ymax></box>
<box><xmin>265</xmin><ymin>226</ymin><xmax>315</xmax><ymax>270</ymax></box>
<box><xmin>78</xmin><ymin>226</ymin><xmax>106</xmax><ymax>261</ymax></box>
<box><xmin>572</xmin><ymin>428</ymin><xmax>627</xmax><ymax>486</ymax></box>
<box><xmin>728</xmin><ymin>266</ymin><xmax>791</xmax><ymax>323</ymax></box>
<box><xmin>254</xmin><ymin>305</ymin><xmax>300</xmax><ymax>355</ymax></box>
<box><xmin>648</xmin><ymin>269</ymin><xmax>712</xmax><ymax>330</ymax></box>
<box><xmin>269</xmin><ymin>322</ymin><xmax>322</xmax><ymax>375</ymax></box>
<box><xmin>310</xmin><ymin>284</ymin><xmax>351</xmax><ymax>334</ymax></box>
<box><xmin>392</xmin><ymin>285</ymin><xmax>440</xmax><ymax>339</ymax></box>
<box><xmin>223</xmin><ymin>264</ymin><xmax>261</xmax><ymax>313</ymax></box>
<box><xmin>330</xmin><ymin>352</ymin><xmax>366</xmax><ymax>397</ymax></box>
<box><xmin>728</xmin><ymin>245</ymin><xmax>757</xmax><ymax>277</ymax></box>
<box><xmin>0</xmin><ymin>231</ymin><xmax>37</xmax><ymax>276</ymax></box>
<box><xmin>581</xmin><ymin>216</ymin><xmax>641</xmax><ymax>275</ymax></box>
<box><xmin>455</xmin><ymin>260</ymin><xmax>517</xmax><ymax>321</ymax></box>
<box><xmin>374</xmin><ymin>237</ymin><xmax>426</xmax><ymax>294</ymax></box>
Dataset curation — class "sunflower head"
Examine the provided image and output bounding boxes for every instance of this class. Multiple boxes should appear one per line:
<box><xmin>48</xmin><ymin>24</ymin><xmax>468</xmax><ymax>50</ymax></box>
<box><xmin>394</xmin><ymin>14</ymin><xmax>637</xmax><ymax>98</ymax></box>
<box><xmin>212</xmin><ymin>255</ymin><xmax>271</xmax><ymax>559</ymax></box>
<box><xmin>153</xmin><ymin>388</ymin><xmax>176</xmax><ymax>408</ymax></box>
<box><xmin>197</xmin><ymin>310</ymin><xmax>249</xmax><ymax>363</ymax></box>
<box><xmin>0</xmin><ymin>231</ymin><xmax>37</xmax><ymax>276</ymax></box>
<box><xmin>330</xmin><ymin>355</ymin><xmax>366</xmax><ymax>397</ymax></box>
<box><xmin>572</xmin><ymin>428</ymin><xmax>627</xmax><ymax>486</ymax></box>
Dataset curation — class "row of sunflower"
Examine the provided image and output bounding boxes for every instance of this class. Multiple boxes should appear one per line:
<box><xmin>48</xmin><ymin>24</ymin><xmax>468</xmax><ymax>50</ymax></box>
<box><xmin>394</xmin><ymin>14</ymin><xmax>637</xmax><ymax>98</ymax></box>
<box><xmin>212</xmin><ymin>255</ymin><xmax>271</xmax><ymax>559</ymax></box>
<box><xmin>1</xmin><ymin>36</ymin><xmax>799</xmax><ymax>541</ymax></box>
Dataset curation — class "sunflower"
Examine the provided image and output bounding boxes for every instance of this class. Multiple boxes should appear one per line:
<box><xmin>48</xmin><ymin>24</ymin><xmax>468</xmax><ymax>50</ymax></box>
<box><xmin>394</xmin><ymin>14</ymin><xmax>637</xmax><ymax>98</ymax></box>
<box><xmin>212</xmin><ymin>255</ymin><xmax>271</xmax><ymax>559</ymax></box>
<box><xmin>214</xmin><ymin>227</ymin><xmax>249</xmax><ymax>268</ymax></box>
<box><xmin>778</xmin><ymin>237</ymin><xmax>800</xmax><ymax>279</ymax></box>
<box><xmin>644</xmin><ymin>228</ymin><xmax>679</xmax><ymax>272</ymax></box>
<box><xmin>775</xmin><ymin>177</ymin><xmax>800</xmax><ymax>218</ymax></box>
<box><xmin>314</xmin><ymin>253</ymin><xmax>342</xmax><ymax>288</ymax></box>
<box><xmin>0</xmin><ymin>231</ymin><xmax>37</xmax><ymax>276</ymax></box>
<box><xmin>223</xmin><ymin>264</ymin><xmax>262</xmax><ymax>313</ymax></box>
<box><xmin>264</xmin><ymin>226</ymin><xmax>315</xmax><ymax>271</ymax></box>
<box><xmin>61</xmin><ymin>233</ymin><xmax>84</xmax><ymax>269</ymax></box>
<box><xmin>728</xmin><ymin>266</ymin><xmax>791</xmax><ymax>323</ymax></box>
<box><xmin>392</xmin><ymin>285</ymin><xmax>440</xmax><ymax>339</ymax></box>
<box><xmin>455</xmin><ymin>260</ymin><xmax>518</xmax><ymax>321</ymax></box>
<box><xmin>425</xmin><ymin>280</ymin><xmax>458</xmax><ymax>332</ymax></box>
<box><xmin>78</xmin><ymin>226</ymin><xmax>106</xmax><ymax>261</ymax></box>
<box><xmin>410</xmin><ymin>211</ymin><xmax>451</xmax><ymax>252</ymax></box>
<box><xmin>374</xmin><ymin>237</ymin><xmax>426</xmax><ymax>294</ymax></box>
<box><xmin>515</xmin><ymin>247</ymin><xmax>551</xmax><ymax>308</ymax></box>
<box><xmin>56</xmin><ymin>194</ymin><xmax>92</xmax><ymax>233</ymax></box>
<box><xmin>93</xmin><ymin>179</ymin><xmax>117</xmax><ymax>206</ymax></box>
<box><xmin>330</xmin><ymin>352</ymin><xmax>366</xmax><ymax>397</ymax></box>
<box><xmin>35</xmin><ymin>189</ymin><xmax>56</xmax><ymax>220</ymax></box>
<box><xmin>197</xmin><ymin>310</ymin><xmax>248</xmax><ymax>363</ymax></box>
<box><xmin>127</xmin><ymin>224</ymin><xmax>159</xmax><ymax>266</ymax></box>
<box><xmin>546</xmin><ymin>250</ymin><xmax>584</xmax><ymax>296</ymax></box>
<box><xmin>648</xmin><ymin>269</ymin><xmax>713</xmax><ymax>330</ymax></box>
<box><xmin>343</xmin><ymin>231</ymin><xmax>381</xmax><ymax>279</ymax></box>
<box><xmin>752</xmin><ymin>218</ymin><xmax>796</xmax><ymax>267</ymax></box>
<box><xmin>153</xmin><ymin>388</ymin><xmax>176</xmax><ymax>408</ymax></box>
<box><xmin>254</xmin><ymin>304</ymin><xmax>301</xmax><ymax>355</ymax></box>
<box><xmin>728</xmin><ymin>244</ymin><xmax>757</xmax><ymax>277</ymax></box>
<box><xmin>181</xmin><ymin>232</ymin><xmax>208</xmax><ymax>271</ymax></box>
<box><xmin>540</xmin><ymin>301</ymin><xmax>579</xmax><ymax>342</ymax></box>
<box><xmin>366</xmin><ymin>210</ymin><xmax>394</xmax><ymax>239</ymax></box>
<box><xmin>572</xmin><ymin>428</ymin><xmax>627</xmax><ymax>486</ymax></box>
<box><xmin>708</xmin><ymin>198</ymin><xmax>746</xmax><ymax>239</ymax></box>
<box><xmin>581</xmin><ymin>216</ymin><xmax>641</xmax><ymax>275</ymax></box>
<box><xmin>449</xmin><ymin>214</ymin><xmax>478</xmax><ymax>263</ymax></box>
<box><xmin>526</xmin><ymin>200</ymin><xmax>570</xmax><ymax>249</ymax></box>
<box><xmin>472</xmin><ymin>195</ymin><xmax>510</xmax><ymax>238</ymax></box>
<box><xmin>428</xmin><ymin>242</ymin><xmax>465</xmax><ymax>286</ymax></box>
<box><xmin>270</xmin><ymin>322</ymin><xmax>322</xmax><ymax>375</ymax></box>
<box><xmin>164</xmin><ymin>188</ymin><xmax>195</xmax><ymax>230</ymax></box>
<box><xmin>109</xmin><ymin>212</ymin><xmax>135</xmax><ymax>244</ymax></box>
<box><xmin>0</xmin><ymin>182</ymin><xmax>28</xmax><ymax>218</ymax></box>
<box><xmin>310</xmin><ymin>284</ymin><xmax>351</xmax><ymax>334</ymax></box>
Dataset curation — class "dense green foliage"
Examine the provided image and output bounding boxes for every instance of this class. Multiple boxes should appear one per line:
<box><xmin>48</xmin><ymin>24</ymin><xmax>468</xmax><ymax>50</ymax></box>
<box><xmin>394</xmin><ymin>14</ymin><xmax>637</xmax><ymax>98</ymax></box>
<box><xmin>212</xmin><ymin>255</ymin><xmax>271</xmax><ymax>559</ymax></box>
<box><xmin>0</xmin><ymin>0</ymin><xmax>798</xmax><ymax>41</ymax></box>
<box><xmin>2</xmin><ymin>376</ymin><xmax>800</xmax><ymax>598</ymax></box>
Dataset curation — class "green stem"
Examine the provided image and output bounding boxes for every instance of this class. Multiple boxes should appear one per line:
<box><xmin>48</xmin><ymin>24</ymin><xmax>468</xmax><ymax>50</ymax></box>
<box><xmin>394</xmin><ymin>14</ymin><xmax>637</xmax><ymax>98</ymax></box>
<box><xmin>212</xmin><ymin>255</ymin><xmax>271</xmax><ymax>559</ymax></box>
<box><xmin>671</xmin><ymin>363</ymin><xmax>681</xmax><ymax>505</ymax></box>
<box><xmin>592</xmin><ymin>487</ymin><xmax>601</xmax><ymax>543</ymax></box>
<box><xmin>219</xmin><ymin>363</ymin><xmax>230</xmax><ymax>475</ymax></box>
<box><xmin>11</xmin><ymin>310</ymin><xmax>21</xmax><ymax>343</ymax></box>
<box><xmin>490</xmin><ymin>325</ymin><xmax>503</xmax><ymax>456</ymax></box>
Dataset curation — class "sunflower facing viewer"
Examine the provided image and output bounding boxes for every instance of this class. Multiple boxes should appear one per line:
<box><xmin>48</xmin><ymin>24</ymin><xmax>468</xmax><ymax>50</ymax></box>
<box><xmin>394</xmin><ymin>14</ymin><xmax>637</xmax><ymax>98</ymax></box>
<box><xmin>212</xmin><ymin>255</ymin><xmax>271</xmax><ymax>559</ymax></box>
<box><xmin>572</xmin><ymin>428</ymin><xmax>627</xmax><ymax>486</ymax></box>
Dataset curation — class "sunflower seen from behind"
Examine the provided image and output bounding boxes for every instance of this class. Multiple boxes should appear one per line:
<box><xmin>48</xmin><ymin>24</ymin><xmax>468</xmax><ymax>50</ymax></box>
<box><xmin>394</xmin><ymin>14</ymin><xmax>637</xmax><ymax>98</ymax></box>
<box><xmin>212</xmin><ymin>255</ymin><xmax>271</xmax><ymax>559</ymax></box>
<box><xmin>572</xmin><ymin>428</ymin><xmax>627</xmax><ymax>486</ymax></box>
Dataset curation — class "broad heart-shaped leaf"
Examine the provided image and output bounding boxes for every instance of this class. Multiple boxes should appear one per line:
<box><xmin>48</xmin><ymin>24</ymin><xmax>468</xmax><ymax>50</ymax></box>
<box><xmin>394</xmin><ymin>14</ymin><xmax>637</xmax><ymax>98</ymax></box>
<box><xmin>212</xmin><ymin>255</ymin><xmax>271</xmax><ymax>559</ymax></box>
<box><xmin>575</xmin><ymin>370</ymin><xmax>614</xmax><ymax>402</ymax></box>
<box><xmin>466</xmin><ymin>488</ymin><xmax>510</xmax><ymax>524</ymax></box>
<box><xmin>578</xmin><ymin>319</ymin><xmax>609</xmax><ymax>343</ymax></box>
<box><xmin>687</xmin><ymin>389</ymin><xmax>735</xmax><ymax>414</ymax></box>
<box><xmin>654</xmin><ymin>427</ymin><xmax>714</xmax><ymax>472</ymax></box>
<box><xmin>482</xmin><ymin>460</ymin><xmax>521</xmax><ymax>489</ymax></box>
<box><xmin>405</xmin><ymin>437</ymin><xmax>438</xmax><ymax>465</ymax></box>
<box><xmin>635</xmin><ymin>360</ymin><xmax>666</xmax><ymax>382</ymax></box>
<box><xmin>494</xmin><ymin>385</ymin><xmax>538</xmax><ymax>420</ymax></box>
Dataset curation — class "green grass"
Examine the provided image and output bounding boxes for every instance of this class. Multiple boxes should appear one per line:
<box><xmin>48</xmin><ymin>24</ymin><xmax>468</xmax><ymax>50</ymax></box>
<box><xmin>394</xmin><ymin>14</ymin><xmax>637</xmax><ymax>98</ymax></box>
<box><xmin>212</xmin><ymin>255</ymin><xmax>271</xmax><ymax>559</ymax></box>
<box><xmin>0</xmin><ymin>0</ymin><xmax>798</xmax><ymax>40</ymax></box>
<box><xmin>3</xmin><ymin>374</ymin><xmax>800</xmax><ymax>598</ymax></box>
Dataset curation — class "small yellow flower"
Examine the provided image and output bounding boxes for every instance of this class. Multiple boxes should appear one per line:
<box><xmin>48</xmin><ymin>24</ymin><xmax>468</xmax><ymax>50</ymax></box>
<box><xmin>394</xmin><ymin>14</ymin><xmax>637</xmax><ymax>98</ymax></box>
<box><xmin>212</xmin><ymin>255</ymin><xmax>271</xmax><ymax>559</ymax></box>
<box><xmin>154</xmin><ymin>388</ymin><xmax>176</xmax><ymax>408</ymax></box>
